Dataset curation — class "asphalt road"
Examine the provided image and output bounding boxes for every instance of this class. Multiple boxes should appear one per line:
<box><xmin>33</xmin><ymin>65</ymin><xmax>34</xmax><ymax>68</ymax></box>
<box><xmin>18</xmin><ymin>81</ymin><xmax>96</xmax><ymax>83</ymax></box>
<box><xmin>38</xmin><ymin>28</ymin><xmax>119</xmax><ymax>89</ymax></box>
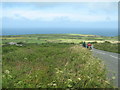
<box><xmin>92</xmin><ymin>48</ymin><xmax>119</xmax><ymax>87</ymax></box>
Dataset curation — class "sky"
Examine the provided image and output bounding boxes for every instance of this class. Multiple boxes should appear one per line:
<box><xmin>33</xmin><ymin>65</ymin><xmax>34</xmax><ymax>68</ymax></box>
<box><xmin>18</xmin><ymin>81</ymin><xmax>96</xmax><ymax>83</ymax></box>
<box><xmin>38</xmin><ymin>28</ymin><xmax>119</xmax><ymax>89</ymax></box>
<box><xmin>1</xmin><ymin>2</ymin><xmax>118</xmax><ymax>35</ymax></box>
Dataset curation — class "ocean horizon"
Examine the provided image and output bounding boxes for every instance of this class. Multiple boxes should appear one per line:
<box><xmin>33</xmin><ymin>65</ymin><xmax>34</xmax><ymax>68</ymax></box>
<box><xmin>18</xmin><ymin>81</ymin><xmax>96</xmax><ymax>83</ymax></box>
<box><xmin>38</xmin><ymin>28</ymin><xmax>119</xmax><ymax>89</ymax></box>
<box><xmin>2</xmin><ymin>28</ymin><xmax>118</xmax><ymax>37</ymax></box>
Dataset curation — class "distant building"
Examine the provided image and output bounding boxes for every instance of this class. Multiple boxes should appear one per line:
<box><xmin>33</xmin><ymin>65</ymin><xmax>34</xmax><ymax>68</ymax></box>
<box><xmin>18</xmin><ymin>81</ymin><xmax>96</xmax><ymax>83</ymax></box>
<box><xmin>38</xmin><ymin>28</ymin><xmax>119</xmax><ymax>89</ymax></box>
<box><xmin>8</xmin><ymin>42</ymin><xmax>17</xmax><ymax>45</ymax></box>
<box><xmin>8</xmin><ymin>42</ymin><xmax>23</xmax><ymax>46</ymax></box>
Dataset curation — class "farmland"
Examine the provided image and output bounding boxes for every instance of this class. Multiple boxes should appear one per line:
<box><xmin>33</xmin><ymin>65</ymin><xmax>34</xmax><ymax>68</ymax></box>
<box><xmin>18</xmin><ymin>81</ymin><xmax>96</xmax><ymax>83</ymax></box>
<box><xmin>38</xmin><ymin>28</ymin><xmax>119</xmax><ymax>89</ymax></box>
<box><xmin>1</xmin><ymin>34</ymin><xmax>118</xmax><ymax>45</ymax></box>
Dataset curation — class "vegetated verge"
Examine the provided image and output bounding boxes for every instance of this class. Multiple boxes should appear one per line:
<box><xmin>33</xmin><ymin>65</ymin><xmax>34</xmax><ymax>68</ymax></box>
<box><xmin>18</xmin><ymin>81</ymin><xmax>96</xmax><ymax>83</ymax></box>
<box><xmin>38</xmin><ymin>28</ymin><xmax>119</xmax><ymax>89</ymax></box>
<box><xmin>94</xmin><ymin>41</ymin><xmax>119</xmax><ymax>54</ymax></box>
<box><xmin>2</xmin><ymin>43</ymin><xmax>113</xmax><ymax>88</ymax></box>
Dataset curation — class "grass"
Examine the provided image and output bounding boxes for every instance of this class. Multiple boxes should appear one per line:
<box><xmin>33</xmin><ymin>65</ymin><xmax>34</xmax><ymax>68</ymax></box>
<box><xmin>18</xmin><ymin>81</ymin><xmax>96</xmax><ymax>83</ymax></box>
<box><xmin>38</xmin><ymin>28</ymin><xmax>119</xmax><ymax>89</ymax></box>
<box><xmin>94</xmin><ymin>42</ymin><xmax>119</xmax><ymax>54</ymax></box>
<box><xmin>2</xmin><ymin>43</ymin><xmax>113</xmax><ymax>88</ymax></box>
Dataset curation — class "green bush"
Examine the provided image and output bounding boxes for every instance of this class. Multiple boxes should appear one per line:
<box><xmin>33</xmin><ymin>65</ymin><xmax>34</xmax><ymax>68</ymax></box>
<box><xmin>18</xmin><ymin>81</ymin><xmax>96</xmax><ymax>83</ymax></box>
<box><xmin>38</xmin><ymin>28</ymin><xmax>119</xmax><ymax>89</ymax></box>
<box><xmin>17</xmin><ymin>42</ymin><xmax>24</xmax><ymax>44</ymax></box>
<box><xmin>79</xmin><ymin>42</ymin><xmax>83</xmax><ymax>44</ymax></box>
<box><xmin>104</xmin><ymin>41</ymin><xmax>111</xmax><ymax>43</ymax></box>
<box><xmin>91</xmin><ymin>41</ymin><xmax>97</xmax><ymax>44</ymax></box>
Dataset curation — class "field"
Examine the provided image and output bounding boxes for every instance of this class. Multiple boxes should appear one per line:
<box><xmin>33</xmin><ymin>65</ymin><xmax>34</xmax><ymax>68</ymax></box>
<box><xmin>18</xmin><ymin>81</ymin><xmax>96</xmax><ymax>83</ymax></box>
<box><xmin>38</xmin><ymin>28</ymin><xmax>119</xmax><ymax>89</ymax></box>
<box><xmin>2</xmin><ymin>43</ymin><xmax>113</xmax><ymax>88</ymax></box>
<box><xmin>2</xmin><ymin>34</ymin><xmax>118</xmax><ymax>88</ymax></box>
<box><xmin>1</xmin><ymin>34</ymin><xmax>118</xmax><ymax>45</ymax></box>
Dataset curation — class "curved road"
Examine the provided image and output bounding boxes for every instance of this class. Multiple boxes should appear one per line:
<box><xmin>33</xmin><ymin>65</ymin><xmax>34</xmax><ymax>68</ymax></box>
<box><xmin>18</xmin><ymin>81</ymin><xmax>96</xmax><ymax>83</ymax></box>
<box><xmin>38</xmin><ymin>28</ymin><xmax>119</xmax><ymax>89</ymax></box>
<box><xmin>92</xmin><ymin>48</ymin><xmax>119</xmax><ymax>87</ymax></box>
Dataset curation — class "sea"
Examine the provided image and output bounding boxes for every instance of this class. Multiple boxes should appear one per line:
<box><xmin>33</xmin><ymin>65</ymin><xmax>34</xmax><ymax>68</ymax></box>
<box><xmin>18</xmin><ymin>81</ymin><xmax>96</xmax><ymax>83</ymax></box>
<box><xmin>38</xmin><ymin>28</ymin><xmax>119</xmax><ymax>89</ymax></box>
<box><xmin>2</xmin><ymin>28</ymin><xmax>118</xmax><ymax>37</ymax></box>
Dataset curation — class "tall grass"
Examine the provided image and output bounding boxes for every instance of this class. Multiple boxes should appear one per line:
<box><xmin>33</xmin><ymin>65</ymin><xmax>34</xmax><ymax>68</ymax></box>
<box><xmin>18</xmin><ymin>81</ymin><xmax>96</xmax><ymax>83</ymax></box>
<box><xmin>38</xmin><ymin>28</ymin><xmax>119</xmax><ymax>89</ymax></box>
<box><xmin>2</xmin><ymin>43</ymin><xmax>113</xmax><ymax>88</ymax></box>
<box><xmin>94</xmin><ymin>42</ymin><xmax>119</xmax><ymax>54</ymax></box>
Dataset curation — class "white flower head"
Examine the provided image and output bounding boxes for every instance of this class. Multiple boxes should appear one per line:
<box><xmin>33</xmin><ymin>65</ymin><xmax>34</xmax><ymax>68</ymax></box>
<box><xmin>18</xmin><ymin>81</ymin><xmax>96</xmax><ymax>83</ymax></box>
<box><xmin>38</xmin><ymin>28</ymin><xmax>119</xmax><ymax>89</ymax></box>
<box><xmin>8</xmin><ymin>75</ymin><xmax>12</xmax><ymax>78</ymax></box>
<box><xmin>52</xmin><ymin>83</ymin><xmax>57</xmax><ymax>86</ymax></box>
<box><xmin>78</xmin><ymin>78</ymin><xmax>81</xmax><ymax>81</ymax></box>
<box><xmin>2</xmin><ymin>75</ymin><xmax>5</xmax><ymax>78</ymax></box>
<box><xmin>68</xmin><ymin>79</ymin><xmax>72</xmax><ymax>82</ymax></box>
<box><xmin>112</xmin><ymin>76</ymin><xmax>115</xmax><ymax>80</ymax></box>
<box><xmin>24</xmin><ymin>58</ymin><xmax>28</xmax><ymax>60</ymax></box>
<box><xmin>5</xmin><ymin>70</ymin><xmax>10</xmax><ymax>74</ymax></box>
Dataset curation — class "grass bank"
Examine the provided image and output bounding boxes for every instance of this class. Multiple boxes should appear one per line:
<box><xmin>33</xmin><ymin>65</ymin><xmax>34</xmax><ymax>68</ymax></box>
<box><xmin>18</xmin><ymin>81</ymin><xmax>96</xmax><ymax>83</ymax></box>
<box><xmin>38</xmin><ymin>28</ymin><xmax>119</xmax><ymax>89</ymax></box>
<box><xmin>94</xmin><ymin>43</ymin><xmax>119</xmax><ymax>54</ymax></box>
<box><xmin>2</xmin><ymin>43</ymin><xmax>113</xmax><ymax>88</ymax></box>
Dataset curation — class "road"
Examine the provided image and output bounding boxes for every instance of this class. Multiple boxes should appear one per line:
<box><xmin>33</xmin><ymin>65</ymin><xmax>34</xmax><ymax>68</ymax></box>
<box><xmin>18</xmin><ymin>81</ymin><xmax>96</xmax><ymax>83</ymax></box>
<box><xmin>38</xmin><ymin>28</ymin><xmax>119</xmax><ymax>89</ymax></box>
<box><xmin>92</xmin><ymin>48</ymin><xmax>119</xmax><ymax>87</ymax></box>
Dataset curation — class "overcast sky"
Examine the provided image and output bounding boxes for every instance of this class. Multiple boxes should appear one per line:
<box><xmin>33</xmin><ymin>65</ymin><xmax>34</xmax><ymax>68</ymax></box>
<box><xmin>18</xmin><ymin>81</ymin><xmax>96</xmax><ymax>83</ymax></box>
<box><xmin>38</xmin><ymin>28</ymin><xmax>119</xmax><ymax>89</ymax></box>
<box><xmin>2</xmin><ymin>2</ymin><xmax>118</xmax><ymax>29</ymax></box>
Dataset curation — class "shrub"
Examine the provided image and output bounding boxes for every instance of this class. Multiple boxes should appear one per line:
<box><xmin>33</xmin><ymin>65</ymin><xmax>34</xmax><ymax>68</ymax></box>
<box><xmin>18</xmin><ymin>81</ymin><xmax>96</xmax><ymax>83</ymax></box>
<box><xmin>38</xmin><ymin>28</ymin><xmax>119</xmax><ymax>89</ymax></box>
<box><xmin>79</xmin><ymin>42</ymin><xmax>83</xmax><ymax>44</ymax></box>
<box><xmin>104</xmin><ymin>41</ymin><xmax>111</xmax><ymax>43</ymax></box>
<box><xmin>17</xmin><ymin>42</ymin><xmax>24</xmax><ymax>44</ymax></box>
<box><xmin>91</xmin><ymin>41</ymin><xmax>97</xmax><ymax>44</ymax></box>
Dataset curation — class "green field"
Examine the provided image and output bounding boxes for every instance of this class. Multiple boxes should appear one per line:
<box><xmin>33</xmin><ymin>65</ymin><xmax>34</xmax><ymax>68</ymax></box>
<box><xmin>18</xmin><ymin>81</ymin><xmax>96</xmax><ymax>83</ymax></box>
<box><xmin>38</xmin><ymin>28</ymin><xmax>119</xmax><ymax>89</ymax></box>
<box><xmin>1</xmin><ymin>34</ymin><xmax>118</xmax><ymax>45</ymax></box>
<box><xmin>2</xmin><ymin>34</ymin><xmax>118</xmax><ymax>88</ymax></box>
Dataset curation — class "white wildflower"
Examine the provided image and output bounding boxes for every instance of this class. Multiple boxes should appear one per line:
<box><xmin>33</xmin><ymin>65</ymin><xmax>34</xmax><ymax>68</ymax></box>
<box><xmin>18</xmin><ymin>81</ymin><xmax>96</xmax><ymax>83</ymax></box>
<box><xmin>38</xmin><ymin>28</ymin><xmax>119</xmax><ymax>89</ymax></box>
<box><xmin>87</xmin><ymin>76</ymin><xmax>90</xmax><ymax>79</ymax></box>
<box><xmin>105</xmin><ymin>81</ymin><xmax>110</xmax><ymax>84</ymax></box>
<box><xmin>67</xmin><ymin>84</ymin><xmax>72</xmax><ymax>87</ymax></box>
<box><xmin>65</xmin><ymin>62</ymin><xmax>68</xmax><ymax>66</ymax></box>
<box><xmin>78</xmin><ymin>78</ymin><xmax>81</xmax><ymax>81</ymax></box>
<box><xmin>35</xmin><ymin>75</ymin><xmax>37</xmax><ymax>77</ymax></box>
<box><xmin>24</xmin><ymin>58</ymin><xmax>27</xmax><ymax>60</ymax></box>
<box><xmin>17</xmin><ymin>81</ymin><xmax>23</xmax><ymax>84</ymax></box>
<box><xmin>5</xmin><ymin>70</ymin><xmax>10</xmax><ymax>74</ymax></box>
<box><xmin>8</xmin><ymin>75</ymin><xmax>12</xmax><ymax>78</ymax></box>
<box><xmin>52</xmin><ymin>83</ymin><xmax>57</xmax><ymax>86</ymax></box>
<box><xmin>47</xmin><ymin>83</ymin><xmax>52</xmax><ymax>86</ymax></box>
<box><xmin>59</xmin><ymin>71</ymin><xmax>63</xmax><ymax>73</ymax></box>
<box><xmin>68</xmin><ymin>79</ymin><xmax>72</xmax><ymax>82</ymax></box>
<box><xmin>112</xmin><ymin>76</ymin><xmax>115</xmax><ymax>80</ymax></box>
<box><xmin>2</xmin><ymin>75</ymin><xmax>5</xmax><ymax>78</ymax></box>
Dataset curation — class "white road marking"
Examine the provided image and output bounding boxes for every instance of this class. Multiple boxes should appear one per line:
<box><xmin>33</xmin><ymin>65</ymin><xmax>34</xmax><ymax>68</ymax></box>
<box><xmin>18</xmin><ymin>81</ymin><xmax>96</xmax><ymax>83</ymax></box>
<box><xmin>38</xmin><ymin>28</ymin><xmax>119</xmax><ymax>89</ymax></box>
<box><xmin>96</xmin><ymin>51</ymin><xmax>105</xmax><ymax>55</ymax></box>
<box><xmin>94</xmin><ymin>49</ymin><xmax>120</xmax><ymax>59</ymax></box>
<box><xmin>109</xmin><ymin>55</ymin><xmax>118</xmax><ymax>59</ymax></box>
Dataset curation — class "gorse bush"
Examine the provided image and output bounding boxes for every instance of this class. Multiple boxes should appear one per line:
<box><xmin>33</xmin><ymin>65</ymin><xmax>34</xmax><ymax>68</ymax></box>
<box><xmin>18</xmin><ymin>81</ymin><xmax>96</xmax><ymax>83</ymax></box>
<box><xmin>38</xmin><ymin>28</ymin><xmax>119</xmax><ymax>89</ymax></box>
<box><xmin>2</xmin><ymin>46</ymin><xmax>18</xmax><ymax>54</ymax></box>
<box><xmin>104</xmin><ymin>41</ymin><xmax>111</xmax><ymax>44</ymax></box>
<box><xmin>91</xmin><ymin>41</ymin><xmax>97</xmax><ymax>44</ymax></box>
<box><xmin>17</xmin><ymin>42</ymin><xmax>25</xmax><ymax>44</ymax></box>
<box><xmin>2</xmin><ymin>43</ymin><xmax>113</xmax><ymax>88</ymax></box>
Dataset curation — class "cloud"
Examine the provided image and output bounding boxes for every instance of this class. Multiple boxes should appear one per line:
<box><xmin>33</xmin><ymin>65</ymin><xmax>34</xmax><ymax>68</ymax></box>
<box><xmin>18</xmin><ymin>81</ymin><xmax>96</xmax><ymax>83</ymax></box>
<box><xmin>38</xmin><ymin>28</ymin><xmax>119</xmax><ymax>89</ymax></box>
<box><xmin>2</xmin><ymin>2</ymin><xmax>117</xmax><ymax>22</ymax></box>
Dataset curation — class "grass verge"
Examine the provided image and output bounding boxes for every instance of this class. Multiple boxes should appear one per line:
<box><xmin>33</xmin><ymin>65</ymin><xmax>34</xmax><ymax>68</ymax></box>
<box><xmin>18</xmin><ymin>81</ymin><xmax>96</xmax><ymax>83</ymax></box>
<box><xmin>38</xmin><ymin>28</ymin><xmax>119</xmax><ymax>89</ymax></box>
<box><xmin>2</xmin><ymin>43</ymin><xmax>113</xmax><ymax>88</ymax></box>
<box><xmin>94</xmin><ymin>43</ymin><xmax>119</xmax><ymax>54</ymax></box>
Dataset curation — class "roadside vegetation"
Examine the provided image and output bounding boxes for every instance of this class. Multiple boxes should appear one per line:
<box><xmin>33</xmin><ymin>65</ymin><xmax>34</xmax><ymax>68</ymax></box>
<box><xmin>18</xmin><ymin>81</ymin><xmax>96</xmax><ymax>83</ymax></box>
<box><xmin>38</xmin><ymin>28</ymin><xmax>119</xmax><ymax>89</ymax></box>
<box><xmin>94</xmin><ymin>41</ymin><xmax>119</xmax><ymax>54</ymax></box>
<box><xmin>2</xmin><ymin>43</ymin><xmax>113</xmax><ymax>88</ymax></box>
